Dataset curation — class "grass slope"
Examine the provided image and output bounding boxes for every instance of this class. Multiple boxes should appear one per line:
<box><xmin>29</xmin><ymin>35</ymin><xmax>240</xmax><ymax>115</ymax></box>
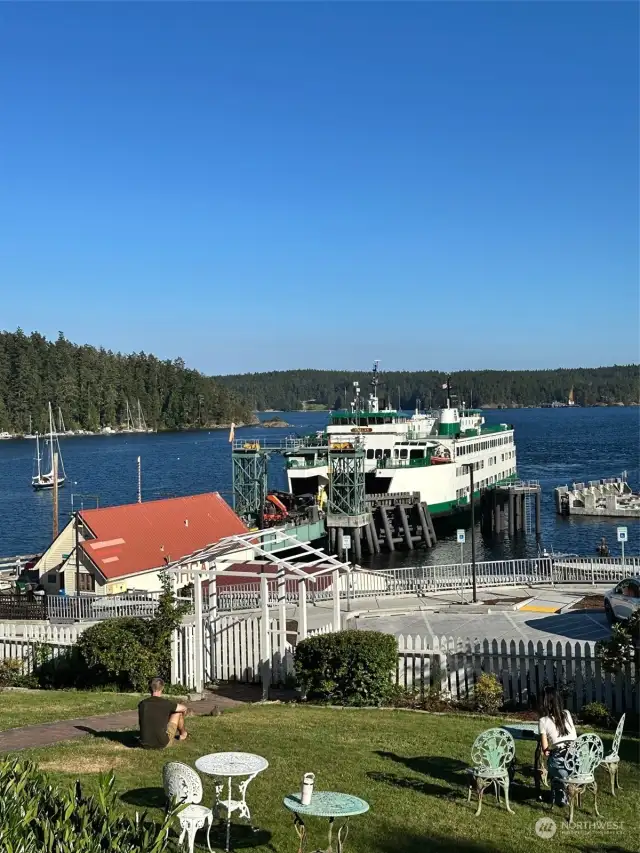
<box><xmin>17</xmin><ymin>705</ymin><xmax>640</xmax><ymax>853</ymax></box>
<box><xmin>0</xmin><ymin>690</ymin><xmax>141</xmax><ymax>731</ymax></box>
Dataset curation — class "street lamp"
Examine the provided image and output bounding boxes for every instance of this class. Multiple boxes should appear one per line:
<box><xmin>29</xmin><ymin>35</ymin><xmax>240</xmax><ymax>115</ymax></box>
<box><xmin>462</xmin><ymin>463</ymin><xmax>477</xmax><ymax>603</ymax></box>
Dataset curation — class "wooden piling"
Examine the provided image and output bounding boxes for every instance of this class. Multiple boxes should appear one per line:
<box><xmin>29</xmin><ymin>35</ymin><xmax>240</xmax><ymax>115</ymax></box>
<box><xmin>416</xmin><ymin>501</ymin><xmax>432</xmax><ymax>546</ymax></box>
<box><xmin>423</xmin><ymin>503</ymin><xmax>437</xmax><ymax>542</ymax></box>
<box><xmin>508</xmin><ymin>490</ymin><xmax>515</xmax><ymax>536</ymax></box>
<box><xmin>380</xmin><ymin>507</ymin><xmax>395</xmax><ymax>551</ymax></box>
<box><xmin>397</xmin><ymin>505</ymin><xmax>413</xmax><ymax>549</ymax></box>
<box><xmin>368</xmin><ymin>517</ymin><xmax>381</xmax><ymax>553</ymax></box>
<box><xmin>353</xmin><ymin>527</ymin><xmax>362</xmax><ymax>562</ymax></box>
<box><xmin>364</xmin><ymin>521</ymin><xmax>375</xmax><ymax>555</ymax></box>
<box><xmin>336</xmin><ymin>527</ymin><xmax>344</xmax><ymax>561</ymax></box>
<box><xmin>535</xmin><ymin>489</ymin><xmax>542</xmax><ymax>536</ymax></box>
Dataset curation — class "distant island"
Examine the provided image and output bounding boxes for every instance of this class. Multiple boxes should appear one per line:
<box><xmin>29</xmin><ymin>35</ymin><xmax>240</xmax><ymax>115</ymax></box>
<box><xmin>0</xmin><ymin>329</ymin><xmax>255</xmax><ymax>434</ymax></box>
<box><xmin>217</xmin><ymin>365</ymin><xmax>640</xmax><ymax>411</ymax></box>
<box><xmin>261</xmin><ymin>416</ymin><xmax>291</xmax><ymax>428</ymax></box>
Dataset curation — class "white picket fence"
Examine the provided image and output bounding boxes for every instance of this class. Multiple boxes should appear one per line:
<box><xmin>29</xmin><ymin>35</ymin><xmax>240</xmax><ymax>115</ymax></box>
<box><xmin>172</xmin><ymin>614</ymin><xmax>298</xmax><ymax>691</ymax></box>
<box><xmin>0</xmin><ymin>623</ymin><xmax>83</xmax><ymax>673</ymax></box>
<box><xmin>171</xmin><ymin>613</ymin><xmax>638</xmax><ymax>716</ymax></box>
<box><xmin>396</xmin><ymin>634</ymin><xmax>639</xmax><ymax>716</ymax></box>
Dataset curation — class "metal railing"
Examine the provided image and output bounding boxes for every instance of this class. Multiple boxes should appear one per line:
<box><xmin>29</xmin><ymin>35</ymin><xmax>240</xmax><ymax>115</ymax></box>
<box><xmin>46</xmin><ymin>593</ymin><xmax>159</xmax><ymax>622</ymax></box>
<box><xmin>208</xmin><ymin>555</ymin><xmax>639</xmax><ymax>612</ymax></box>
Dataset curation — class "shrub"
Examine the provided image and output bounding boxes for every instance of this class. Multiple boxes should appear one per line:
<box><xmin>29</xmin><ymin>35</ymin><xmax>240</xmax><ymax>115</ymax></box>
<box><xmin>76</xmin><ymin>618</ymin><xmax>164</xmax><ymax>692</ymax></box>
<box><xmin>580</xmin><ymin>701</ymin><xmax>612</xmax><ymax>728</ymax></box>
<box><xmin>0</xmin><ymin>757</ymin><xmax>179</xmax><ymax>851</ymax></box>
<box><xmin>39</xmin><ymin>572</ymin><xmax>191</xmax><ymax>692</ymax></box>
<box><xmin>597</xmin><ymin>610</ymin><xmax>640</xmax><ymax>673</ymax></box>
<box><xmin>0</xmin><ymin>658</ymin><xmax>31</xmax><ymax>690</ymax></box>
<box><xmin>294</xmin><ymin>630</ymin><xmax>397</xmax><ymax>706</ymax></box>
<box><xmin>473</xmin><ymin>672</ymin><xmax>503</xmax><ymax>715</ymax></box>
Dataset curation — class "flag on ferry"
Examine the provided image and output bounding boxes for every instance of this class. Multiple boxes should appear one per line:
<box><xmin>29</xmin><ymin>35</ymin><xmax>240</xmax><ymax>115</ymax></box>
<box><xmin>228</xmin><ymin>422</ymin><xmax>235</xmax><ymax>442</ymax></box>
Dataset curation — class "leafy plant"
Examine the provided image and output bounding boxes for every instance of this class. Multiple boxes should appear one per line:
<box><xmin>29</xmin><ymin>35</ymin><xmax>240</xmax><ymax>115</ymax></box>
<box><xmin>473</xmin><ymin>672</ymin><xmax>504</xmax><ymax>715</ymax></box>
<box><xmin>596</xmin><ymin>610</ymin><xmax>640</xmax><ymax>673</ymax></box>
<box><xmin>580</xmin><ymin>701</ymin><xmax>613</xmax><ymax>728</ymax></box>
<box><xmin>0</xmin><ymin>658</ymin><xmax>26</xmax><ymax>690</ymax></box>
<box><xmin>294</xmin><ymin>630</ymin><xmax>398</xmax><ymax>706</ymax></box>
<box><xmin>0</xmin><ymin>757</ymin><xmax>180</xmax><ymax>851</ymax></box>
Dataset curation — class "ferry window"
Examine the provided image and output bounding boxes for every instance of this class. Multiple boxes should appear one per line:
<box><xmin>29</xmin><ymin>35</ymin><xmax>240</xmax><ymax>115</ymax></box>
<box><xmin>375</xmin><ymin>448</ymin><xmax>382</xmax><ymax>459</ymax></box>
<box><xmin>393</xmin><ymin>449</ymin><xmax>399</xmax><ymax>457</ymax></box>
<box><xmin>383</xmin><ymin>449</ymin><xmax>391</xmax><ymax>458</ymax></box>
<box><xmin>400</xmin><ymin>448</ymin><xmax>408</xmax><ymax>459</ymax></box>
<box><xmin>366</xmin><ymin>449</ymin><xmax>374</xmax><ymax>459</ymax></box>
<box><xmin>410</xmin><ymin>449</ymin><xmax>423</xmax><ymax>460</ymax></box>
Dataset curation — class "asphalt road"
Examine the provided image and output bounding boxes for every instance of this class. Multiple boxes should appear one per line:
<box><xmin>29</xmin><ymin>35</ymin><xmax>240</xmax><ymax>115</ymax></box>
<box><xmin>354</xmin><ymin>608</ymin><xmax>611</xmax><ymax>646</ymax></box>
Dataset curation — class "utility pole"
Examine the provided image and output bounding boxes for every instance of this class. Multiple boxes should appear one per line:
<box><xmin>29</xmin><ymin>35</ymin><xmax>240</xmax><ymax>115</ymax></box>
<box><xmin>137</xmin><ymin>455</ymin><xmax>142</xmax><ymax>503</ymax></box>
<box><xmin>463</xmin><ymin>462</ymin><xmax>477</xmax><ymax>603</ymax></box>
<box><xmin>52</xmin><ymin>452</ymin><xmax>59</xmax><ymax>539</ymax></box>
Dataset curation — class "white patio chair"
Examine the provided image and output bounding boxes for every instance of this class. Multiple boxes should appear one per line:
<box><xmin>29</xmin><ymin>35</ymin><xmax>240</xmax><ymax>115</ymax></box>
<box><xmin>600</xmin><ymin>713</ymin><xmax>625</xmax><ymax>796</ymax></box>
<box><xmin>466</xmin><ymin>727</ymin><xmax>516</xmax><ymax>816</ymax></box>
<box><xmin>560</xmin><ymin>733</ymin><xmax>604</xmax><ymax>825</ymax></box>
<box><xmin>163</xmin><ymin>762</ymin><xmax>213</xmax><ymax>853</ymax></box>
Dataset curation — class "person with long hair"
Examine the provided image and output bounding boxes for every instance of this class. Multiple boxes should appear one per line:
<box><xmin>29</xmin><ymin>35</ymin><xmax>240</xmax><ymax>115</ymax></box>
<box><xmin>538</xmin><ymin>686</ymin><xmax>577</xmax><ymax>806</ymax></box>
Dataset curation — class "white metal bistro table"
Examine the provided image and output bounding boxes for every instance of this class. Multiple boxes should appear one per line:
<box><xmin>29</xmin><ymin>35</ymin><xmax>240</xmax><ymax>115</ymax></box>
<box><xmin>283</xmin><ymin>791</ymin><xmax>369</xmax><ymax>853</ymax></box>
<box><xmin>195</xmin><ymin>752</ymin><xmax>268</xmax><ymax>852</ymax></box>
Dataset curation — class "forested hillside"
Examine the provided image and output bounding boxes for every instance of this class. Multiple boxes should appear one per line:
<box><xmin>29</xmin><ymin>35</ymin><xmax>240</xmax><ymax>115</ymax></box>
<box><xmin>0</xmin><ymin>330</ymin><xmax>253</xmax><ymax>433</ymax></box>
<box><xmin>217</xmin><ymin>366</ymin><xmax>640</xmax><ymax>411</ymax></box>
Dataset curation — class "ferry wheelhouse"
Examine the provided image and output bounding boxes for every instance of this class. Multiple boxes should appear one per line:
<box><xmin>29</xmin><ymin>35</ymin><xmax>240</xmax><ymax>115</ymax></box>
<box><xmin>285</xmin><ymin>364</ymin><xmax>518</xmax><ymax>518</ymax></box>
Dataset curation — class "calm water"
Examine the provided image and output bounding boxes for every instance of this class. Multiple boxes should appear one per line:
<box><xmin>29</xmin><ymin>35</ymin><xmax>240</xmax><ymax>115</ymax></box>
<box><xmin>0</xmin><ymin>408</ymin><xmax>638</xmax><ymax>563</ymax></box>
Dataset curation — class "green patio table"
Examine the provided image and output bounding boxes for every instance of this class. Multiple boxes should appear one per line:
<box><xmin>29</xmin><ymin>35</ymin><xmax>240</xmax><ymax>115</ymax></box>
<box><xmin>283</xmin><ymin>791</ymin><xmax>369</xmax><ymax>853</ymax></box>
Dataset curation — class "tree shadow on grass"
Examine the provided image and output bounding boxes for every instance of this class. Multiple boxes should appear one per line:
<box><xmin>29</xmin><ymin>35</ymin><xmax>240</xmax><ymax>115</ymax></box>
<box><xmin>373</xmin><ymin>831</ymin><xmax>502</xmax><ymax>853</ymax></box>
<box><xmin>121</xmin><ymin>786</ymin><xmax>166</xmax><ymax>809</ymax></box>
<box><xmin>375</xmin><ymin>751</ymin><xmax>468</xmax><ymax>786</ymax></box>
<box><xmin>367</xmin><ymin>770</ymin><xmax>457</xmax><ymax>800</ymax></box>
<box><xmin>75</xmin><ymin>726</ymin><xmax>140</xmax><ymax>748</ymax></box>
<box><xmin>207</xmin><ymin>822</ymin><xmax>274</xmax><ymax>851</ymax></box>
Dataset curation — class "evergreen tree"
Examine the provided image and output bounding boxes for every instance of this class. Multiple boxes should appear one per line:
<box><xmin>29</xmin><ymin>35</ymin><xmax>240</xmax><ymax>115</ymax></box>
<box><xmin>0</xmin><ymin>330</ymin><xmax>253</xmax><ymax>432</ymax></box>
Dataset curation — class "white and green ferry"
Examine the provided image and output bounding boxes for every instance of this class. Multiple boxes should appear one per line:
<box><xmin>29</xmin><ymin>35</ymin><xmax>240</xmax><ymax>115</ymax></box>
<box><xmin>286</xmin><ymin>363</ymin><xmax>518</xmax><ymax>519</ymax></box>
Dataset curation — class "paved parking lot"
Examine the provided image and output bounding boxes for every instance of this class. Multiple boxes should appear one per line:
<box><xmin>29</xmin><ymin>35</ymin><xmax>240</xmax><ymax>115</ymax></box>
<box><xmin>354</xmin><ymin>608</ymin><xmax>611</xmax><ymax>646</ymax></box>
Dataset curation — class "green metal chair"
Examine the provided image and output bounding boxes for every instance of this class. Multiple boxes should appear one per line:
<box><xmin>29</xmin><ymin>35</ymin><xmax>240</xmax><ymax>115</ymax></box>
<box><xmin>600</xmin><ymin>714</ymin><xmax>625</xmax><ymax>796</ymax></box>
<box><xmin>467</xmin><ymin>727</ymin><xmax>516</xmax><ymax>816</ymax></box>
<box><xmin>560</xmin><ymin>733</ymin><xmax>604</xmax><ymax>825</ymax></box>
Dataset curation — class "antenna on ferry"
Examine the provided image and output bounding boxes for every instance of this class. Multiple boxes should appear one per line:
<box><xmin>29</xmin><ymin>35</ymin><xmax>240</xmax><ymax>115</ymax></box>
<box><xmin>369</xmin><ymin>360</ymin><xmax>380</xmax><ymax>413</ymax></box>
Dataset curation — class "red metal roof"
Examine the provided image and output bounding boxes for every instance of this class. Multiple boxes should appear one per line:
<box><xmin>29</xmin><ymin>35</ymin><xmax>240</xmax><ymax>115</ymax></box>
<box><xmin>79</xmin><ymin>493</ymin><xmax>247</xmax><ymax>581</ymax></box>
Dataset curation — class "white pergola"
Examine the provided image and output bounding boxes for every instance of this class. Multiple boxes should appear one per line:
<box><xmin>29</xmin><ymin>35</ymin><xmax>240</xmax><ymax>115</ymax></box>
<box><xmin>166</xmin><ymin>528</ymin><xmax>353</xmax><ymax>695</ymax></box>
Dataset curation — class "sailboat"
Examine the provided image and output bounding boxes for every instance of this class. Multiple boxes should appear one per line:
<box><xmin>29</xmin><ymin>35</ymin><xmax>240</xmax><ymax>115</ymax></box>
<box><xmin>56</xmin><ymin>407</ymin><xmax>75</xmax><ymax>437</ymax></box>
<box><xmin>24</xmin><ymin>415</ymin><xmax>37</xmax><ymax>440</ymax></box>
<box><xmin>135</xmin><ymin>399</ymin><xmax>154</xmax><ymax>433</ymax></box>
<box><xmin>120</xmin><ymin>399</ymin><xmax>135</xmax><ymax>433</ymax></box>
<box><xmin>32</xmin><ymin>403</ymin><xmax>66</xmax><ymax>490</ymax></box>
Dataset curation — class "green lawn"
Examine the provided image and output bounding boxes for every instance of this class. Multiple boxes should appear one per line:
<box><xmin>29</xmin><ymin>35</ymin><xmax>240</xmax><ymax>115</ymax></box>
<box><xmin>0</xmin><ymin>689</ymin><xmax>141</xmax><ymax>731</ymax></box>
<box><xmin>16</xmin><ymin>705</ymin><xmax>640</xmax><ymax>853</ymax></box>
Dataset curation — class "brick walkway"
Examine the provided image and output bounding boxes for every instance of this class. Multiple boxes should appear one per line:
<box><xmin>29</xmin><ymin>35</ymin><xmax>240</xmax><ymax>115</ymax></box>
<box><xmin>0</xmin><ymin>684</ymin><xmax>268</xmax><ymax>753</ymax></box>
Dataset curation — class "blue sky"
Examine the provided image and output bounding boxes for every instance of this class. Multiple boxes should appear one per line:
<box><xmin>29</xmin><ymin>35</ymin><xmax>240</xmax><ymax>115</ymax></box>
<box><xmin>0</xmin><ymin>3</ymin><xmax>638</xmax><ymax>374</ymax></box>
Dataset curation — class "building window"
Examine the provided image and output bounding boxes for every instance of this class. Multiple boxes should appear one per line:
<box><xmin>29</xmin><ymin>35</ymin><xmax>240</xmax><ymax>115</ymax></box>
<box><xmin>78</xmin><ymin>573</ymin><xmax>95</xmax><ymax>593</ymax></box>
<box><xmin>47</xmin><ymin>573</ymin><xmax>57</xmax><ymax>584</ymax></box>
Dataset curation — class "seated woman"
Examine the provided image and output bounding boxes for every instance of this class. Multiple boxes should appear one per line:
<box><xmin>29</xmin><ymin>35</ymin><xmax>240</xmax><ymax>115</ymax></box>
<box><xmin>138</xmin><ymin>677</ymin><xmax>189</xmax><ymax>749</ymax></box>
<box><xmin>538</xmin><ymin>686</ymin><xmax>577</xmax><ymax>806</ymax></box>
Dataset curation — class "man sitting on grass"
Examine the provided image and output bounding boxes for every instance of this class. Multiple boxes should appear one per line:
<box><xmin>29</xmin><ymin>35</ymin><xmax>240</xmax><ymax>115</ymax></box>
<box><xmin>138</xmin><ymin>677</ymin><xmax>189</xmax><ymax>749</ymax></box>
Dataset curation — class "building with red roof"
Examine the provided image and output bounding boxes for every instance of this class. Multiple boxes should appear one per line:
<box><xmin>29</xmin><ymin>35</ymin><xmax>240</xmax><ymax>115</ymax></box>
<box><xmin>36</xmin><ymin>492</ymin><xmax>247</xmax><ymax>596</ymax></box>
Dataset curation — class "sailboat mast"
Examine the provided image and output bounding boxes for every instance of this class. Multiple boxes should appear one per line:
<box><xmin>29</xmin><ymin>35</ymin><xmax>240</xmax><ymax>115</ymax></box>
<box><xmin>36</xmin><ymin>433</ymin><xmax>41</xmax><ymax>478</ymax></box>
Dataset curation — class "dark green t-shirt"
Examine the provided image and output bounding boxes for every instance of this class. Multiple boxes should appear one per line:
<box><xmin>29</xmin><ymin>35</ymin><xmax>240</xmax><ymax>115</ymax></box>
<box><xmin>138</xmin><ymin>696</ymin><xmax>178</xmax><ymax>749</ymax></box>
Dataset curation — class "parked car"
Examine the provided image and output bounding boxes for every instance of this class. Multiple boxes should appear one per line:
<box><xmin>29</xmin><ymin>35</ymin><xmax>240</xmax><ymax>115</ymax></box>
<box><xmin>604</xmin><ymin>577</ymin><xmax>640</xmax><ymax>623</ymax></box>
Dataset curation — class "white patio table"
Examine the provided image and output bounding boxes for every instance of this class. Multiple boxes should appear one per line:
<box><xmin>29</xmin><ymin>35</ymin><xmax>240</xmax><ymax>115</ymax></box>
<box><xmin>195</xmin><ymin>751</ymin><xmax>268</xmax><ymax>852</ymax></box>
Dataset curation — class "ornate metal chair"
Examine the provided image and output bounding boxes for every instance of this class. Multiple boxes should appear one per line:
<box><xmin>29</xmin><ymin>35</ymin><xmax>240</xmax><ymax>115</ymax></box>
<box><xmin>600</xmin><ymin>714</ymin><xmax>625</xmax><ymax>796</ymax></box>
<box><xmin>467</xmin><ymin>728</ymin><xmax>516</xmax><ymax>816</ymax></box>
<box><xmin>162</xmin><ymin>762</ymin><xmax>213</xmax><ymax>853</ymax></box>
<box><xmin>560</xmin><ymin>734</ymin><xmax>604</xmax><ymax>825</ymax></box>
